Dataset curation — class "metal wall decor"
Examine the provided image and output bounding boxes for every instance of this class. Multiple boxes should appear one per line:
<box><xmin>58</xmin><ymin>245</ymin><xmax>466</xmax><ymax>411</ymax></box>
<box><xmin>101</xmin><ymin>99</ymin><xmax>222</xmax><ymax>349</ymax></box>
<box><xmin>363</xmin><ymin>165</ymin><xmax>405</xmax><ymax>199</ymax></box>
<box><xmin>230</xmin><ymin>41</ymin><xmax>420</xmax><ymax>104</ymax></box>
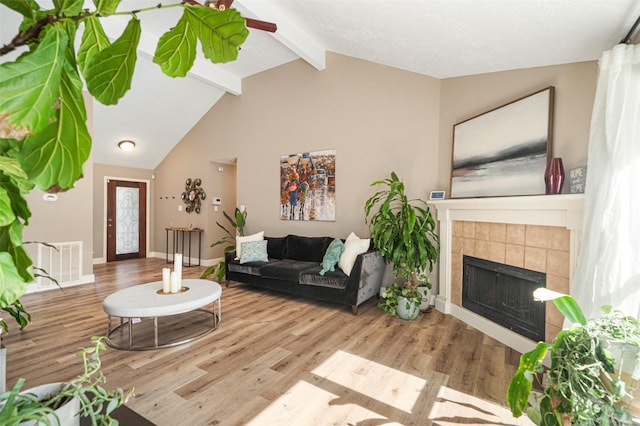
<box><xmin>181</xmin><ymin>178</ymin><xmax>206</xmax><ymax>213</ymax></box>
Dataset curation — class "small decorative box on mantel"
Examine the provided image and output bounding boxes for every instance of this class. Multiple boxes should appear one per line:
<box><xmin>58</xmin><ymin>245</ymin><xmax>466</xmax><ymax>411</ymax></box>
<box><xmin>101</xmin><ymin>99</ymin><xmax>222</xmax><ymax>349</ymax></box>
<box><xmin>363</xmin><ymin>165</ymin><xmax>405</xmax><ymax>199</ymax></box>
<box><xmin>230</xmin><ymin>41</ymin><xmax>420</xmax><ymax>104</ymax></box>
<box><xmin>569</xmin><ymin>166</ymin><xmax>587</xmax><ymax>194</ymax></box>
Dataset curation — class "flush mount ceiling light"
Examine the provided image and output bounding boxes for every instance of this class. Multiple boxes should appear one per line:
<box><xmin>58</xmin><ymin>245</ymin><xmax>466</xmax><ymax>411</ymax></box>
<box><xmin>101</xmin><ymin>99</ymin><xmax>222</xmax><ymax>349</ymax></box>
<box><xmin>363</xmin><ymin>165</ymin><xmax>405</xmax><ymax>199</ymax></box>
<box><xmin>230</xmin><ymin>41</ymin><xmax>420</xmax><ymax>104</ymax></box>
<box><xmin>118</xmin><ymin>140</ymin><xmax>135</xmax><ymax>152</ymax></box>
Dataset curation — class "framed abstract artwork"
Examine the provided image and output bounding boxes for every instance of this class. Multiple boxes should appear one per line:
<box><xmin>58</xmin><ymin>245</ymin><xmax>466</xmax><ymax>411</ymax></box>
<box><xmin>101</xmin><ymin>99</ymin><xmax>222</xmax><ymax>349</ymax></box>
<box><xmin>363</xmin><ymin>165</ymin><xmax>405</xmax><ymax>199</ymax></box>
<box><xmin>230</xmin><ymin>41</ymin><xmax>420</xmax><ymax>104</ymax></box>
<box><xmin>450</xmin><ymin>87</ymin><xmax>555</xmax><ymax>198</ymax></box>
<box><xmin>280</xmin><ymin>149</ymin><xmax>336</xmax><ymax>221</ymax></box>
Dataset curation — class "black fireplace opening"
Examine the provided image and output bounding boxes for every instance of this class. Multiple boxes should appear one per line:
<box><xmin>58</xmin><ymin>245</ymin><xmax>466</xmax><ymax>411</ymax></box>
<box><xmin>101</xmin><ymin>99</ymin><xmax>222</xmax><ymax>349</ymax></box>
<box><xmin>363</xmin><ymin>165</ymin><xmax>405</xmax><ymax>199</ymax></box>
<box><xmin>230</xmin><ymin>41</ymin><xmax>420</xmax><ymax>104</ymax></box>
<box><xmin>462</xmin><ymin>255</ymin><xmax>546</xmax><ymax>342</ymax></box>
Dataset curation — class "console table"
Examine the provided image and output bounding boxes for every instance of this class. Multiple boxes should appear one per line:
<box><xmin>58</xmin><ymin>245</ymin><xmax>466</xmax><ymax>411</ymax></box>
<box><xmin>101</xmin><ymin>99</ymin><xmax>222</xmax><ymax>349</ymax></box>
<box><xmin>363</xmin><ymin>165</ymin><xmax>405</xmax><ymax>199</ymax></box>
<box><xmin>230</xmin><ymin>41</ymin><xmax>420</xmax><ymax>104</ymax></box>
<box><xmin>165</xmin><ymin>227</ymin><xmax>203</xmax><ymax>266</ymax></box>
<box><xmin>103</xmin><ymin>279</ymin><xmax>221</xmax><ymax>350</ymax></box>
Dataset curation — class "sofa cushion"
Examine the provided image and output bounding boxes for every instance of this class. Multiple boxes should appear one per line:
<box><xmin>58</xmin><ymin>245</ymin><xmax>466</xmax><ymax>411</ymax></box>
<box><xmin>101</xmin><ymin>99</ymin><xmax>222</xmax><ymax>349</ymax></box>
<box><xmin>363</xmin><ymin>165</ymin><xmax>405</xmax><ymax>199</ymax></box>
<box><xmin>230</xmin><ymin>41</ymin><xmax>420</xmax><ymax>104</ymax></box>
<box><xmin>338</xmin><ymin>232</ymin><xmax>371</xmax><ymax>276</ymax></box>
<box><xmin>265</xmin><ymin>236</ymin><xmax>287</xmax><ymax>259</ymax></box>
<box><xmin>285</xmin><ymin>235</ymin><xmax>331</xmax><ymax>263</ymax></box>
<box><xmin>320</xmin><ymin>238</ymin><xmax>345</xmax><ymax>276</ymax></box>
<box><xmin>300</xmin><ymin>266</ymin><xmax>349</xmax><ymax>289</ymax></box>
<box><xmin>228</xmin><ymin>258</ymin><xmax>269</xmax><ymax>276</ymax></box>
<box><xmin>235</xmin><ymin>231</ymin><xmax>264</xmax><ymax>260</ymax></box>
<box><xmin>260</xmin><ymin>259</ymin><xmax>318</xmax><ymax>281</ymax></box>
<box><xmin>240</xmin><ymin>240</ymin><xmax>268</xmax><ymax>264</ymax></box>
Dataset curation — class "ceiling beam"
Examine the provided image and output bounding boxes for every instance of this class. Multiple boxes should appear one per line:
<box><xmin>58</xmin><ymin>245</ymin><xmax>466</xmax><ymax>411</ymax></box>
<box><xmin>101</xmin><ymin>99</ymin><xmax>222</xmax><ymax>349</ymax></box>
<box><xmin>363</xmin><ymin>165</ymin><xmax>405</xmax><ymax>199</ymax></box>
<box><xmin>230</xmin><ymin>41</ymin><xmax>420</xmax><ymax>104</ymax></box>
<box><xmin>235</xmin><ymin>0</ymin><xmax>326</xmax><ymax>71</ymax></box>
<box><xmin>100</xmin><ymin>15</ymin><xmax>243</xmax><ymax>95</ymax></box>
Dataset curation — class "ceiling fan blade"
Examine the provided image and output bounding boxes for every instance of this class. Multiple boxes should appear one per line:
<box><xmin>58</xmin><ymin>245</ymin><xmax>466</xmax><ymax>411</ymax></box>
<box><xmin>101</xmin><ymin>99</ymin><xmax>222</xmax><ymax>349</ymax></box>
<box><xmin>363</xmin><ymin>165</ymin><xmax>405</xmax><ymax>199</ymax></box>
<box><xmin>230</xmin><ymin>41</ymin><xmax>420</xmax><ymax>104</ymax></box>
<box><xmin>246</xmin><ymin>18</ymin><xmax>277</xmax><ymax>33</ymax></box>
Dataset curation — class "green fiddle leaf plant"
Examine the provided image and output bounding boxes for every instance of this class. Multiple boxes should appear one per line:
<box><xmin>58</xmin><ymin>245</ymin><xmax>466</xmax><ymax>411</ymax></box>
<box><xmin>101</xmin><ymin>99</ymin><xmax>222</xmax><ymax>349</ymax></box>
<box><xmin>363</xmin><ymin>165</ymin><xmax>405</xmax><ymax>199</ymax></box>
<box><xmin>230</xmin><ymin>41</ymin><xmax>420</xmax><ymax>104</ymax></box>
<box><xmin>0</xmin><ymin>0</ymin><xmax>251</xmax><ymax>330</ymax></box>
<box><xmin>507</xmin><ymin>288</ymin><xmax>640</xmax><ymax>425</ymax></box>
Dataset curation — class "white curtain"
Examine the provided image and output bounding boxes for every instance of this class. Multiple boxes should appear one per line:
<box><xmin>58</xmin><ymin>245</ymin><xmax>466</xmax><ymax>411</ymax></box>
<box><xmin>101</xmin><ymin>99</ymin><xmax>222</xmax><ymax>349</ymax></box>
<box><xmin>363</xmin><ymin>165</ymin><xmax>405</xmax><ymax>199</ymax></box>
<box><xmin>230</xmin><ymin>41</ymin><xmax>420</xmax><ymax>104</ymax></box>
<box><xmin>573</xmin><ymin>43</ymin><xmax>640</xmax><ymax>320</ymax></box>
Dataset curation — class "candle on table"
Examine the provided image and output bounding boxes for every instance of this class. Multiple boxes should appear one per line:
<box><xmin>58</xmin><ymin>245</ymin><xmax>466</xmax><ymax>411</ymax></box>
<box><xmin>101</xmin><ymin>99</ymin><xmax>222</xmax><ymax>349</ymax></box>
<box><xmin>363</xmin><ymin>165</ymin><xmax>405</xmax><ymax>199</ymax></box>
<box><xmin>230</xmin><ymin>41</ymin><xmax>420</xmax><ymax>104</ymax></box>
<box><xmin>170</xmin><ymin>271</ymin><xmax>179</xmax><ymax>293</ymax></box>
<box><xmin>162</xmin><ymin>268</ymin><xmax>171</xmax><ymax>293</ymax></box>
<box><xmin>174</xmin><ymin>253</ymin><xmax>183</xmax><ymax>288</ymax></box>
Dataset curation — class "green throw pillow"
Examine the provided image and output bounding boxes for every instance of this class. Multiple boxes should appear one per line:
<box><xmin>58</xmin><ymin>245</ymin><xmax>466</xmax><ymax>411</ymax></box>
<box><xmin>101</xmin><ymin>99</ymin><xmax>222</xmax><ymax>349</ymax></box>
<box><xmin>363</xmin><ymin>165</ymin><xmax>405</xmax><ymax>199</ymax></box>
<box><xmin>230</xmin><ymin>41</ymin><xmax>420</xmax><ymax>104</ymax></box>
<box><xmin>240</xmin><ymin>240</ymin><xmax>268</xmax><ymax>264</ymax></box>
<box><xmin>319</xmin><ymin>238</ymin><xmax>345</xmax><ymax>275</ymax></box>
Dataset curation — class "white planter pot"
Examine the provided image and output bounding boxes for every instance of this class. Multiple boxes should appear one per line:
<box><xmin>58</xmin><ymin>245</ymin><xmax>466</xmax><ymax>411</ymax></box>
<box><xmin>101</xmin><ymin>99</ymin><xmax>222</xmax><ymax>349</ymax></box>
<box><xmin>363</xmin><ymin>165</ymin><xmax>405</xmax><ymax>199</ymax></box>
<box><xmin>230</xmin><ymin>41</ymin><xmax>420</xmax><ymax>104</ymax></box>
<box><xmin>417</xmin><ymin>286</ymin><xmax>431</xmax><ymax>310</ymax></box>
<box><xmin>21</xmin><ymin>383</ymin><xmax>80</xmax><ymax>426</ymax></box>
<box><xmin>396</xmin><ymin>296</ymin><xmax>420</xmax><ymax>320</ymax></box>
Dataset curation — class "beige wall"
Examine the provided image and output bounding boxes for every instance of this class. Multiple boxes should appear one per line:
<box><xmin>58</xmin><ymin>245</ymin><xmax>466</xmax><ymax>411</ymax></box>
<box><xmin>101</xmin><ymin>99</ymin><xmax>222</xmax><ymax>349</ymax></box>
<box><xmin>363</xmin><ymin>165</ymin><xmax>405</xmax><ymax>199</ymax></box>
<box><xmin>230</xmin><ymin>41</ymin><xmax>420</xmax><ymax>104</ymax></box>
<box><xmin>151</xmin><ymin>56</ymin><xmax>598</xmax><ymax>282</ymax></box>
<box><xmin>23</xmin><ymin>93</ymin><xmax>94</xmax><ymax>279</ymax></box>
<box><xmin>438</xmin><ymin>61</ymin><xmax>599</xmax><ymax>190</ymax></box>
<box><xmin>154</xmin><ymin>52</ymin><xmax>442</xmax><ymax>261</ymax></box>
<box><xmin>92</xmin><ymin>164</ymin><xmax>155</xmax><ymax>260</ymax></box>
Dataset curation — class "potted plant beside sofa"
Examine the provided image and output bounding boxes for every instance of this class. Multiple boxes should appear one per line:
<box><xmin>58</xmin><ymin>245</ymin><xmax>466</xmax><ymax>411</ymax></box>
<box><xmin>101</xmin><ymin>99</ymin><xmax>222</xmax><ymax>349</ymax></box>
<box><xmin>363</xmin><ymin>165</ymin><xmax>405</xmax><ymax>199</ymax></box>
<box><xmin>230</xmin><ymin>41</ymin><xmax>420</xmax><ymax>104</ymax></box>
<box><xmin>507</xmin><ymin>288</ymin><xmax>640</xmax><ymax>425</ymax></box>
<box><xmin>364</xmin><ymin>172</ymin><xmax>439</xmax><ymax>320</ymax></box>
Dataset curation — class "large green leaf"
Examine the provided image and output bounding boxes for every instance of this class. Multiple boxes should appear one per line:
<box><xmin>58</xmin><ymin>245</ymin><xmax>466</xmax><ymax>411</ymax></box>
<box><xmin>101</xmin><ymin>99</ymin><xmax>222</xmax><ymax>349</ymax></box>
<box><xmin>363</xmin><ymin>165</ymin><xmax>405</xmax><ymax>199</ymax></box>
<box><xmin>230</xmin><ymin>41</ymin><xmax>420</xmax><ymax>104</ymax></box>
<box><xmin>78</xmin><ymin>16</ymin><xmax>111</xmax><ymax>76</ymax></box>
<box><xmin>0</xmin><ymin>187</ymin><xmax>15</xmax><ymax>226</ymax></box>
<box><xmin>53</xmin><ymin>0</ymin><xmax>83</xmax><ymax>15</ymax></box>
<box><xmin>0</xmin><ymin>26</ymin><xmax>68</xmax><ymax>138</ymax></box>
<box><xmin>533</xmin><ymin>288</ymin><xmax>587</xmax><ymax>325</ymax></box>
<box><xmin>84</xmin><ymin>17</ymin><xmax>141</xmax><ymax>105</ymax></box>
<box><xmin>0</xmin><ymin>157</ymin><xmax>30</xmax><ymax>189</ymax></box>
<box><xmin>154</xmin><ymin>11</ymin><xmax>197</xmax><ymax>78</ymax></box>
<box><xmin>19</xmin><ymin>64</ymin><xmax>91</xmax><ymax>190</ymax></box>
<box><xmin>0</xmin><ymin>174</ymin><xmax>32</xmax><ymax>224</ymax></box>
<box><xmin>507</xmin><ymin>341</ymin><xmax>551</xmax><ymax>418</ymax></box>
<box><xmin>0</xmin><ymin>225</ymin><xmax>33</xmax><ymax>282</ymax></box>
<box><xmin>93</xmin><ymin>0</ymin><xmax>121</xmax><ymax>15</ymax></box>
<box><xmin>184</xmin><ymin>6</ymin><xmax>249</xmax><ymax>64</ymax></box>
<box><xmin>0</xmin><ymin>0</ymin><xmax>39</xmax><ymax>17</ymax></box>
<box><xmin>0</xmin><ymin>252</ymin><xmax>29</xmax><ymax>310</ymax></box>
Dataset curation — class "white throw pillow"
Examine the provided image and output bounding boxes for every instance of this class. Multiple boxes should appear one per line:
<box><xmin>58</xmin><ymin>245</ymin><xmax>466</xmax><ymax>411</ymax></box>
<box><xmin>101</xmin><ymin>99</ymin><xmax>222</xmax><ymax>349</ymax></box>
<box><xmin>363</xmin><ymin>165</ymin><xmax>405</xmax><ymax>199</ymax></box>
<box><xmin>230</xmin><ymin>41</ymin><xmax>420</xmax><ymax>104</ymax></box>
<box><xmin>235</xmin><ymin>231</ymin><xmax>264</xmax><ymax>260</ymax></box>
<box><xmin>338</xmin><ymin>232</ymin><xmax>370</xmax><ymax>276</ymax></box>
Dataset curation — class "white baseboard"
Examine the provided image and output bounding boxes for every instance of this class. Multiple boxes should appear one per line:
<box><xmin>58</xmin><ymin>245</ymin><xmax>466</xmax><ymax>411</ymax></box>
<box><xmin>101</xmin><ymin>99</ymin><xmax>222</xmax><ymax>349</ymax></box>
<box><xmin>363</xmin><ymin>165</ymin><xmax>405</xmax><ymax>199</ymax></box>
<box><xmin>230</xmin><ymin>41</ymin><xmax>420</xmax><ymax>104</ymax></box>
<box><xmin>92</xmin><ymin>253</ymin><xmax>222</xmax><ymax>267</ymax></box>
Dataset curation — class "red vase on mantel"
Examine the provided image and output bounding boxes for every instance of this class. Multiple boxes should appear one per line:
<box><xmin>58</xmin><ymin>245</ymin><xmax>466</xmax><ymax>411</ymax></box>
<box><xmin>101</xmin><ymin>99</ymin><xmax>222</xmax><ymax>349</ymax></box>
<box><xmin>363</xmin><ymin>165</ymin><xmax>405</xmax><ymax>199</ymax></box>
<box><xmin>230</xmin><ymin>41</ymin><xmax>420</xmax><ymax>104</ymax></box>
<box><xmin>545</xmin><ymin>157</ymin><xmax>565</xmax><ymax>195</ymax></box>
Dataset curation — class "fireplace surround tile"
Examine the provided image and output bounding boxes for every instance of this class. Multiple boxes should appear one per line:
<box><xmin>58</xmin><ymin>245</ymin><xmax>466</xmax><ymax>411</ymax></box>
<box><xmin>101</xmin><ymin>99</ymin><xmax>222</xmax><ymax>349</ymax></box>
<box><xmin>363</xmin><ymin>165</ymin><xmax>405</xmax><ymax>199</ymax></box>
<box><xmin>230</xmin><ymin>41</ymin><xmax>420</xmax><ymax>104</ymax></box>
<box><xmin>548</xmin><ymin>227</ymin><xmax>570</xmax><ymax>251</ymax></box>
<box><xmin>489</xmin><ymin>223</ymin><xmax>507</xmax><ymax>242</ymax></box>
<box><xmin>525</xmin><ymin>225</ymin><xmax>548</xmax><ymax>248</ymax></box>
<box><xmin>488</xmin><ymin>241</ymin><xmax>506</xmax><ymax>263</ymax></box>
<box><xmin>463</xmin><ymin>221</ymin><xmax>476</xmax><ymax>238</ymax></box>
<box><xmin>505</xmin><ymin>244</ymin><xmax>525</xmax><ymax>267</ymax></box>
<box><xmin>524</xmin><ymin>246</ymin><xmax>547</xmax><ymax>273</ymax></box>
<box><xmin>547</xmin><ymin>249</ymin><xmax>570</xmax><ymax>278</ymax></box>
<box><xmin>506</xmin><ymin>224</ymin><xmax>525</xmax><ymax>245</ymax></box>
<box><xmin>476</xmin><ymin>222</ymin><xmax>490</xmax><ymax>240</ymax></box>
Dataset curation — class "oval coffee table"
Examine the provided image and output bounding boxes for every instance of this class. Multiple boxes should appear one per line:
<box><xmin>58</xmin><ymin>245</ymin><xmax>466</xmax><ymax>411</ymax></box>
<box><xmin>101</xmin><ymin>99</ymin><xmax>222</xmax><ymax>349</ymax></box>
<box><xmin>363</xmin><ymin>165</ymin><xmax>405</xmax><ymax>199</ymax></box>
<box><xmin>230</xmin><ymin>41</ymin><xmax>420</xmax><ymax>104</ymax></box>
<box><xmin>103</xmin><ymin>279</ymin><xmax>221</xmax><ymax>350</ymax></box>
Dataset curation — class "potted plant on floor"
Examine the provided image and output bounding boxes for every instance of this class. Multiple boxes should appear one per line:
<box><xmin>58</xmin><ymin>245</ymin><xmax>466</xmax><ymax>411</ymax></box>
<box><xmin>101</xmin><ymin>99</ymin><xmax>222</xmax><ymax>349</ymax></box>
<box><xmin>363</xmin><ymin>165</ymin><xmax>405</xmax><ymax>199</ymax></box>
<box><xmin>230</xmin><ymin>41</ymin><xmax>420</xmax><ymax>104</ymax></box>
<box><xmin>365</xmin><ymin>172</ymin><xmax>439</xmax><ymax>320</ymax></box>
<box><xmin>201</xmin><ymin>207</ymin><xmax>247</xmax><ymax>283</ymax></box>
<box><xmin>507</xmin><ymin>288</ymin><xmax>640</xmax><ymax>425</ymax></box>
<box><xmin>0</xmin><ymin>336</ymin><xmax>133</xmax><ymax>426</ymax></box>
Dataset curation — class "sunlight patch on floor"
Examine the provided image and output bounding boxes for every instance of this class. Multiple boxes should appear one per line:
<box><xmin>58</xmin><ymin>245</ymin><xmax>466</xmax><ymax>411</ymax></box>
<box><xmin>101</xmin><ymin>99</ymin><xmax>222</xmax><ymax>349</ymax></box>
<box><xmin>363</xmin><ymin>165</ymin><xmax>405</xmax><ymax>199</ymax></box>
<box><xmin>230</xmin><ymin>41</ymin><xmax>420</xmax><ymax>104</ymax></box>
<box><xmin>311</xmin><ymin>349</ymin><xmax>427</xmax><ymax>413</ymax></box>
<box><xmin>428</xmin><ymin>386</ymin><xmax>535</xmax><ymax>425</ymax></box>
<box><xmin>245</xmin><ymin>380</ymin><xmax>402</xmax><ymax>426</ymax></box>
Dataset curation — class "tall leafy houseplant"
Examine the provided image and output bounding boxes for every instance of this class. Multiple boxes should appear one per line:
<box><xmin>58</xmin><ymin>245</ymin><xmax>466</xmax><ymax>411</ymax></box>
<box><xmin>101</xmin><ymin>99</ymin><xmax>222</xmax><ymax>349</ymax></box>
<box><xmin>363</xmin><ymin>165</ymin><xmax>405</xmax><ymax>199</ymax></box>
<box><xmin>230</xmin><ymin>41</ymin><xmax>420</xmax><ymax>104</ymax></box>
<box><xmin>364</xmin><ymin>172</ymin><xmax>439</xmax><ymax>318</ymax></box>
<box><xmin>0</xmin><ymin>0</ymin><xmax>250</xmax><ymax>330</ymax></box>
<box><xmin>201</xmin><ymin>207</ymin><xmax>246</xmax><ymax>283</ymax></box>
<box><xmin>508</xmin><ymin>289</ymin><xmax>640</xmax><ymax>425</ymax></box>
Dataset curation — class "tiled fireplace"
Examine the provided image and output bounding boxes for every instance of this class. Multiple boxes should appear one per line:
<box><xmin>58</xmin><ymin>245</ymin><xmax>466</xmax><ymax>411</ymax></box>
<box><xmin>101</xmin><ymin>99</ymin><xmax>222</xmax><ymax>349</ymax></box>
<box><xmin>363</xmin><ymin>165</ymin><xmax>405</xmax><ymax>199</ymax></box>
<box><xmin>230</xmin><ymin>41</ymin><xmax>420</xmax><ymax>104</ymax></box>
<box><xmin>429</xmin><ymin>194</ymin><xmax>584</xmax><ymax>355</ymax></box>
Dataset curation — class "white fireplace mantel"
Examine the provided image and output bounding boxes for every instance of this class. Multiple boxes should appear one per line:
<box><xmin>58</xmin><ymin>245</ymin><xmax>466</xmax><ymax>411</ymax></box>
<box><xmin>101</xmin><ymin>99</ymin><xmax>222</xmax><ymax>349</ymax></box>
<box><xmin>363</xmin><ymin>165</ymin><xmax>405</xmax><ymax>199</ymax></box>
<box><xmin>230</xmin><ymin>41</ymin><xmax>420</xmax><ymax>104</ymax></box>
<box><xmin>429</xmin><ymin>194</ymin><xmax>584</xmax><ymax>354</ymax></box>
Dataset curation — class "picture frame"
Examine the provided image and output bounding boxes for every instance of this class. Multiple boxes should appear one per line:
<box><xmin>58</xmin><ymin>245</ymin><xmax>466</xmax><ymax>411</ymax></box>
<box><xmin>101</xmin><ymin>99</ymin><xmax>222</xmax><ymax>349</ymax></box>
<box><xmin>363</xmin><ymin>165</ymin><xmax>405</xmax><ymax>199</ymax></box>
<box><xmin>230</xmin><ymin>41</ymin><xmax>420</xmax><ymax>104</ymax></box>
<box><xmin>450</xmin><ymin>87</ymin><xmax>555</xmax><ymax>198</ymax></box>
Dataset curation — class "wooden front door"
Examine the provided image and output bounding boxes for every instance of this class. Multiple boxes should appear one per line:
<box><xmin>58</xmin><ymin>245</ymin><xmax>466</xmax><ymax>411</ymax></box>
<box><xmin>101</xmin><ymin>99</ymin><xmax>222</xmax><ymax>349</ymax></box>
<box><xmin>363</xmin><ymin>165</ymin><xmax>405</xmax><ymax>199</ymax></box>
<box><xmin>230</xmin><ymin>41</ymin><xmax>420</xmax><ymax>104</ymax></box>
<box><xmin>107</xmin><ymin>180</ymin><xmax>147</xmax><ymax>262</ymax></box>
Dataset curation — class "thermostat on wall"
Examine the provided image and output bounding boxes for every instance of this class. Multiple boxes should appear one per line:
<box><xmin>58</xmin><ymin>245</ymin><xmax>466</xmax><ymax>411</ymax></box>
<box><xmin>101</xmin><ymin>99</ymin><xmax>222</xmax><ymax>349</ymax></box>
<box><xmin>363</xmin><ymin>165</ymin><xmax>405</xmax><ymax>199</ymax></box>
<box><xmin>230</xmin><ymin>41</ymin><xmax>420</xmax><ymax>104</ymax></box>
<box><xmin>429</xmin><ymin>191</ymin><xmax>446</xmax><ymax>200</ymax></box>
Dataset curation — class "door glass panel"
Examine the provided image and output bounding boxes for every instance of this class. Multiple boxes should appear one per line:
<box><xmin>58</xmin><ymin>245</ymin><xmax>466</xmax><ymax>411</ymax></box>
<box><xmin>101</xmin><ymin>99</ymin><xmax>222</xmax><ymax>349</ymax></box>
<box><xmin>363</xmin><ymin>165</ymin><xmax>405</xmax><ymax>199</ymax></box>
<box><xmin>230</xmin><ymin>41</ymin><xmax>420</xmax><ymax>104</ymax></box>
<box><xmin>116</xmin><ymin>186</ymin><xmax>139</xmax><ymax>254</ymax></box>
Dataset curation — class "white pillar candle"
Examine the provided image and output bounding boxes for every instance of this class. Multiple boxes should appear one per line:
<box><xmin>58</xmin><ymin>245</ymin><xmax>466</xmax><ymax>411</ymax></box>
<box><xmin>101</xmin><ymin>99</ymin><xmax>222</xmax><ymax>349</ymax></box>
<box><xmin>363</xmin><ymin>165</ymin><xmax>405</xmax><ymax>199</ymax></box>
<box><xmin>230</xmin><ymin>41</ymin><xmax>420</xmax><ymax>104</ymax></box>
<box><xmin>170</xmin><ymin>271</ymin><xmax>179</xmax><ymax>293</ymax></box>
<box><xmin>174</xmin><ymin>253</ymin><xmax>183</xmax><ymax>288</ymax></box>
<box><xmin>162</xmin><ymin>268</ymin><xmax>171</xmax><ymax>293</ymax></box>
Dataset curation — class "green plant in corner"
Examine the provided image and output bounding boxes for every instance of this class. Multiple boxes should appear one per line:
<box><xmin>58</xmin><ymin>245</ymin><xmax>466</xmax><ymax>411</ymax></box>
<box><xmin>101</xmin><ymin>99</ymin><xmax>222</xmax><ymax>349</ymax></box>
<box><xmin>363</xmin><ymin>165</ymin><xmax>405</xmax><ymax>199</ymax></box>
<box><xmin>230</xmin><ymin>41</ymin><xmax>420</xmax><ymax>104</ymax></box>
<box><xmin>0</xmin><ymin>0</ymin><xmax>251</xmax><ymax>330</ymax></box>
<box><xmin>0</xmin><ymin>336</ymin><xmax>133</xmax><ymax>426</ymax></box>
<box><xmin>364</xmin><ymin>172</ymin><xmax>439</xmax><ymax>319</ymax></box>
<box><xmin>507</xmin><ymin>288</ymin><xmax>640</xmax><ymax>425</ymax></box>
<box><xmin>201</xmin><ymin>207</ymin><xmax>247</xmax><ymax>283</ymax></box>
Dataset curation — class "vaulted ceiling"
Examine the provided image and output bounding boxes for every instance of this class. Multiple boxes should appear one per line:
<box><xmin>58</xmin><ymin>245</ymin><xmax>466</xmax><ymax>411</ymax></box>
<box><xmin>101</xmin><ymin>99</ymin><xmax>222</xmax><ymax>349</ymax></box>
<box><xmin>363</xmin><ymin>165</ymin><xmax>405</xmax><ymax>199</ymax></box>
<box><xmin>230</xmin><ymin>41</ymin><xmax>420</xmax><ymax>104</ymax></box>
<box><xmin>2</xmin><ymin>0</ymin><xmax>639</xmax><ymax>169</ymax></box>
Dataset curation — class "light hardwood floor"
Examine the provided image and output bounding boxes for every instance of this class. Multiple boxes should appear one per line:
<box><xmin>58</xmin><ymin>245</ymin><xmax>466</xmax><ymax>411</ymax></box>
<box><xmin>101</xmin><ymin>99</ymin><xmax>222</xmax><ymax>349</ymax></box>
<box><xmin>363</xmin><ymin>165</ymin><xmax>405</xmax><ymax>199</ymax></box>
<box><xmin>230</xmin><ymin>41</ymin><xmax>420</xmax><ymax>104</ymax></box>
<box><xmin>4</xmin><ymin>258</ymin><xmax>533</xmax><ymax>425</ymax></box>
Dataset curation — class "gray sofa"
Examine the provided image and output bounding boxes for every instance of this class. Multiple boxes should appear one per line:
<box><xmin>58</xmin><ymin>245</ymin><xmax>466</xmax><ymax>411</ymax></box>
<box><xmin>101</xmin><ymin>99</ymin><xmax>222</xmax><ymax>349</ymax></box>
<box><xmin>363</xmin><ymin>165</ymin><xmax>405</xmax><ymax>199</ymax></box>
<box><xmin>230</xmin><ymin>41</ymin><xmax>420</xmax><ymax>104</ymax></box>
<box><xmin>225</xmin><ymin>234</ymin><xmax>385</xmax><ymax>314</ymax></box>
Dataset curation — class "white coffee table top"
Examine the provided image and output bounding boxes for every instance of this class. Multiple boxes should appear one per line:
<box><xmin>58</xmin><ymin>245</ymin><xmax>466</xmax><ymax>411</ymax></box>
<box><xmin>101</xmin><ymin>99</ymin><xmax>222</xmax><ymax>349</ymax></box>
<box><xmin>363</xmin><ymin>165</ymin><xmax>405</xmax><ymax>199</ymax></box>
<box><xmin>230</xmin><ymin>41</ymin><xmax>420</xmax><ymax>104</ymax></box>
<box><xmin>103</xmin><ymin>279</ymin><xmax>222</xmax><ymax>318</ymax></box>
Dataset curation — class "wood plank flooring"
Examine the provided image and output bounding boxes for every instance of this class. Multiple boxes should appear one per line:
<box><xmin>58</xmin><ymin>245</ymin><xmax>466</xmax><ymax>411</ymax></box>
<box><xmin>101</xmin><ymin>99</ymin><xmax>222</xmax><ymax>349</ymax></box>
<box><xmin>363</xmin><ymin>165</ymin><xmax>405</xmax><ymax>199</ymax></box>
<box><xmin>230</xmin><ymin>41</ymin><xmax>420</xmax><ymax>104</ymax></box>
<box><xmin>3</xmin><ymin>258</ymin><xmax>533</xmax><ymax>425</ymax></box>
